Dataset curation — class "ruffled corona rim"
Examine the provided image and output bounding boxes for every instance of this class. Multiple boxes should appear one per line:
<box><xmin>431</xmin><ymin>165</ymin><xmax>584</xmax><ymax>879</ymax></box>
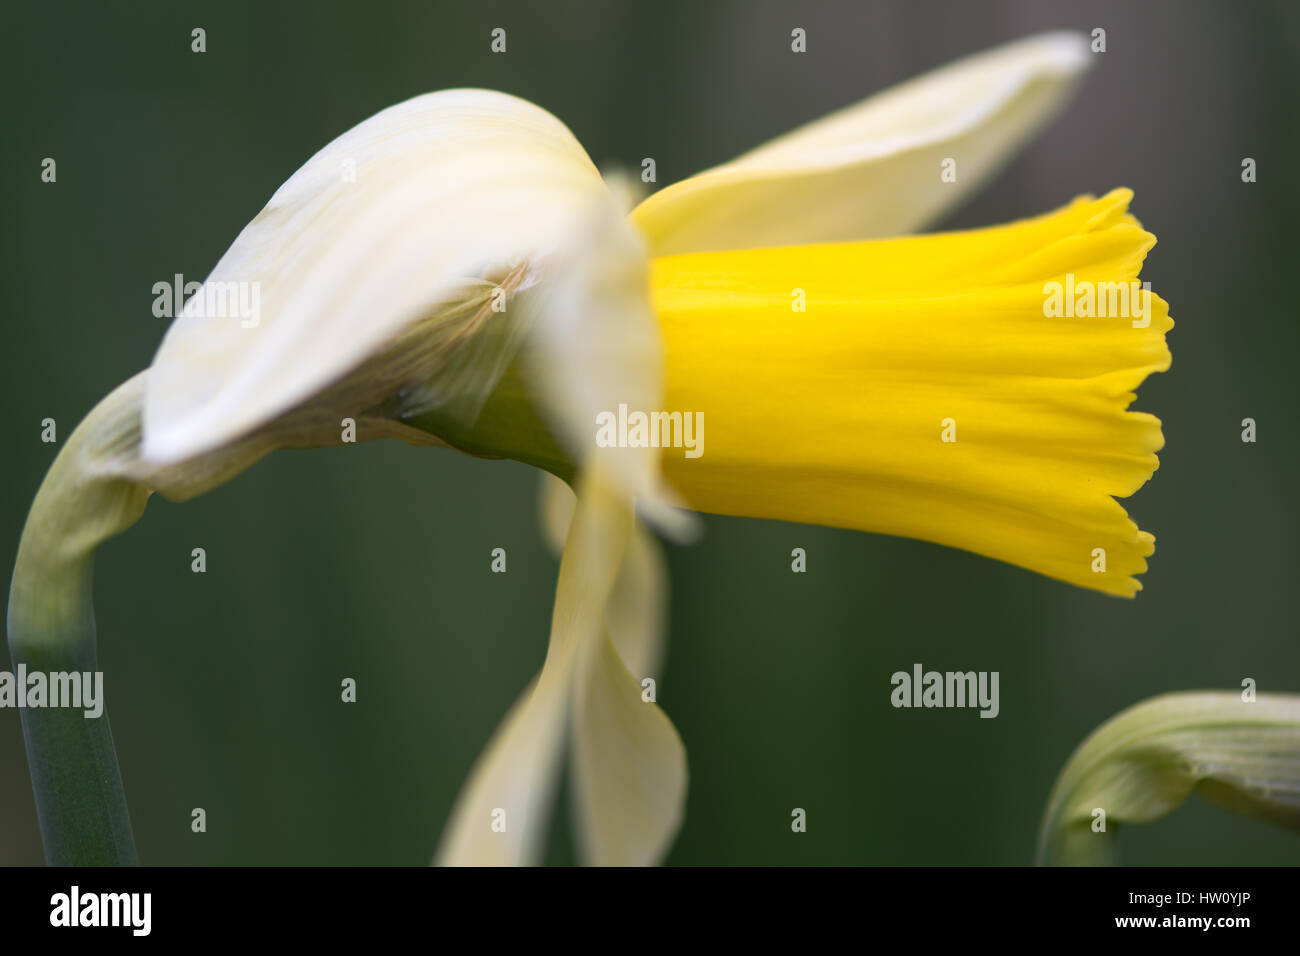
<box><xmin>652</xmin><ymin>189</ymin><xmax>1171</xmax><ymax>596</ymax></box>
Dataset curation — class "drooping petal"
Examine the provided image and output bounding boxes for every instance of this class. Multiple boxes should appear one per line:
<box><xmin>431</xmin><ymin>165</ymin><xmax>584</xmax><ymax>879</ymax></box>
<box><xmin>571</xmin><ymin>624</ymin><xmax>686</xmax><ymax>867</ymax></box>
<box><xmin>142</xmin><ymin>90</ymin><xmax>613</xmax><ymax>466</ymax></box>
<box><xmin>603</xmin><ymin>522</ymin><xmax>669</xmax><ymax>680</ymax></box>
<box><xmin>539</xmin><ymin>471</ymin><xmax>578</xmax><ymax>555</ymax></box>
<box><xmin>539</xmin><ymin>471</ymin><xmax>668</xmax><ymax>676</ymax></box>
<box><xmin>651</xmin><ymin>190</ymin><xmax>1171</xmax><ymax>596</ymax></box>
<box><xmin>632</xmin><ymin>31</ymin><xmax>1092</xmax><ymax>256</ymax></box>
<box><xmin>430</xmin><ymin>669</ymin><xmax>571</xmax><ymax>867</ymax></box>
<box><xmin>537</xmin><ymin>471</ymin><xmax>684</xmax><ymax>864</ymax></box>
<box><xmin>436</xmin><ymin>474</ymin><xmax>632</xmax><ymax>865</ymax></box>
<box><xmin>522</xmin><ymin>177</ymin><xmax>695</xmax><ymax>538</ymax></box>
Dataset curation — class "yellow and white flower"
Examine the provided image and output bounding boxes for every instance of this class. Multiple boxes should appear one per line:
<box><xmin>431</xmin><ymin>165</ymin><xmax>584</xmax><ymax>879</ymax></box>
<box><xmin>10</xmin><ymin>31</ymin><xmax>1171</xmax><ymax>865</ymax></box>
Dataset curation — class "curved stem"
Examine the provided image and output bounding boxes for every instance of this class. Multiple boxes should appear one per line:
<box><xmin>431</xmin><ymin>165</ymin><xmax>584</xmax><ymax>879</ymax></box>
<box><xmin>7</xmin><ymin>376</ymin><xmax>151</xmax><ymax>865</ymax></box>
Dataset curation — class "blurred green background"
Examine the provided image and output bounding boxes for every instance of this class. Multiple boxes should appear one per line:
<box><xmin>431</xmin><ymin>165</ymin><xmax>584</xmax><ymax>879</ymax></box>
<box><xmin>2</xmin><ymin>0</ymin><xmax>1298</xmax><ymax>865</ymax></box>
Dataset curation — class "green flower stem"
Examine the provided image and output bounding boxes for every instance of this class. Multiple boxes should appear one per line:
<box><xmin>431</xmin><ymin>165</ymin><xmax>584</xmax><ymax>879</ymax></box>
<box><xmin>10</xmin><ymin>638</ymin><xmax>138</xmax><ymax>866</ymax></box>
<box><xmin>7</xmin><ymin>376</ymin><xmax>153</xmax><ymax>865</ymax></box>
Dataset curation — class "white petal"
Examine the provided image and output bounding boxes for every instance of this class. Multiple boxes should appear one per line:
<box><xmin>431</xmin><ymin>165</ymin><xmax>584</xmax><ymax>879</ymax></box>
<box><xmin>431</xmin><ymin>669</ymin><xmax>570</xmax><ymax>866</ymax></box>
<box><xmin>632</xmin><ymin>31</ymin><xmax>1092</xmax><ymax>255</ymax></box>
<box><xmin>605</xmin><ymin>523</ymin><xmax>668</xmax><ymax>680</ymax></box>
<box><xmin>538</xmin><ymin>469</ymin><xmax>681</xmax><ymax>865</ymax></box>
<box><xmin>524</xmin><ymin>175</ymin><xmax>697</xmax><ymax>540</ymax></box>
<box><xmin>538</xmin><ymin>471</ymin><xmax>577</xmax><ymax>555</ymax></box>
<box><xmin>571</xmin><ymin>627</ymin><xmax>686</xmax><ymax>866</ymax></box>
<box><xmin>435</xmin><ymin>474</ymin><xmax>632</xmax><ymax>865</ymax></box>
<box><xmin>143</xmin><ymin>89</ymin><xmax>611</xmax><ymax>464</ymax></box>
<box><xmin>539</xmin><ymin>471</ymin><xmax>667</xmax><ymax>677</ymax></box>
<box><xmin>571</xmin><ymin>521</ymin><xmax>682</xmax><ymax>865</ymax></box>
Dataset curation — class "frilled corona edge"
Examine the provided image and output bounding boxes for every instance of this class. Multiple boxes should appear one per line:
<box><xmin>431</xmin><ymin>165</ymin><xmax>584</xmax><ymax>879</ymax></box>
<box><xmin>653</xmin><ymin>189</ymin><xmax>1171</xmax><ymax>596</ymax></box>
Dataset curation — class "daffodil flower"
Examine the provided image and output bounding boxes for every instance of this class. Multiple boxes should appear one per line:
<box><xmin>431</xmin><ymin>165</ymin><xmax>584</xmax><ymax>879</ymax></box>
<box><xmin>8</xmin><ymin>31</ymin><xmax>1171</xmax><ymax>866</ymax></box>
